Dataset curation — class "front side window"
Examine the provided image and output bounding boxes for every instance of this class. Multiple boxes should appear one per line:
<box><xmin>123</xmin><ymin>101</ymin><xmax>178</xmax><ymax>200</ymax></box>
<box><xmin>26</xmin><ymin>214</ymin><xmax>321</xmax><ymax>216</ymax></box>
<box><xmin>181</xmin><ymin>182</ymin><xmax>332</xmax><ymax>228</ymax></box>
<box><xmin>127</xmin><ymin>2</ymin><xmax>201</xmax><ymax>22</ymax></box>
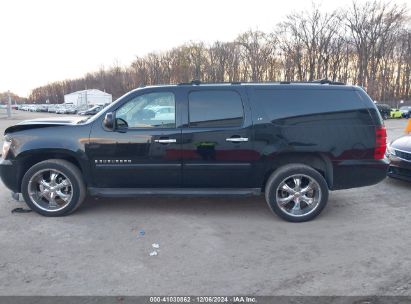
<box><xmin>116</xmin><ymin>92</ymin><xmax>175</xmax><ymax>128</ymax></box>
<box><xmin>188</xmin><ymin>90</ymin><xmax>244</xmax><ymax>127</ymax></box>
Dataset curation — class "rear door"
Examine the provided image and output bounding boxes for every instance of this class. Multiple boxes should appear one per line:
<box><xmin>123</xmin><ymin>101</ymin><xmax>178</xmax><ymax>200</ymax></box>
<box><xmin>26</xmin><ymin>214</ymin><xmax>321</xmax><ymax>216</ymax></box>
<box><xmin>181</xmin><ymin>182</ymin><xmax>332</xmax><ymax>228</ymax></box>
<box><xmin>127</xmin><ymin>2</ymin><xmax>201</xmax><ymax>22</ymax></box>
<box><xmin>181</xmin><ymin>86</ymin><xmax>258</xmax><ymax>188</ymax></box>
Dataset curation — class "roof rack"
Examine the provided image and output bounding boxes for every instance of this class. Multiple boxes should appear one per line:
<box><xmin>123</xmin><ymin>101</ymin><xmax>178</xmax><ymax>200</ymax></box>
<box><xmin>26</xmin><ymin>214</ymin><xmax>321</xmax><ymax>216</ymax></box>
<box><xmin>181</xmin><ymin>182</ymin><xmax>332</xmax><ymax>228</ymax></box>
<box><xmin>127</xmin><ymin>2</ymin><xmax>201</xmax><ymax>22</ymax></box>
<box><xmin>311</xmin><ymin>79</ymin><xmax>345</xmax><ymax>85</ymax></box>
<box><xmin>177</xmin><ymin>79</ymin><xmax>346</xmax><ymax>86</ymax></box>
<box><xmin>280</xmin><ymin>79</ymin><xmax>345</xmax><ymax>85</ymax></box>
<box><xmin>178</xmin><ymin>80</ymin><xmax>242</xmax><ymax>86</ymax></box>
<box><xmin>178</xmin><ymin>80</ymin><xmax>201</xmax><ymax>85</ymax></box>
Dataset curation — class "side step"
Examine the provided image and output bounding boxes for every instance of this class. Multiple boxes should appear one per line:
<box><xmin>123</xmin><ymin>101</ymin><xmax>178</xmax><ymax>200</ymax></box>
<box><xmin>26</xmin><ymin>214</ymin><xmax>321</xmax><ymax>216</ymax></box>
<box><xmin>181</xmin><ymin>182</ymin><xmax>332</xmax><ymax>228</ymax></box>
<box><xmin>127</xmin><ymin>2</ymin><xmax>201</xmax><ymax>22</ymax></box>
<box><xmin>88</xmin><ymin>187</ymin><xmax>262</xmax><ymax>198</ymax></box>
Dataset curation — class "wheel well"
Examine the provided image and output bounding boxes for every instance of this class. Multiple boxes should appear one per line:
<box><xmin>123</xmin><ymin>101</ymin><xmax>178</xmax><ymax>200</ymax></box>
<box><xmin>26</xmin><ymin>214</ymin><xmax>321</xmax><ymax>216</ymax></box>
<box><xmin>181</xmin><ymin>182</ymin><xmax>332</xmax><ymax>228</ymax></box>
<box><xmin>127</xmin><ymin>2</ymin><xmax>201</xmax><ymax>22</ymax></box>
<box><xmin>17</xmin><ymin>153</ymin><xmax>84</xmax><ymax>192</ymax></box>
<box><xmin>261</xmin><ymin>153</ymin><xmax>332</xmax><ymax>190</ymax></box>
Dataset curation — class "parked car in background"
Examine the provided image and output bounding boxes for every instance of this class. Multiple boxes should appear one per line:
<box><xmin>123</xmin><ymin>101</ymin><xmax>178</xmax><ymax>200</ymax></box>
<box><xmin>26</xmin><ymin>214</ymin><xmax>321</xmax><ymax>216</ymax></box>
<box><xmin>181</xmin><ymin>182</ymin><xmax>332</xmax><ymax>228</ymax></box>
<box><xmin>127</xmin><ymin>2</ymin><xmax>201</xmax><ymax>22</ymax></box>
<box><xmin>0</xmin><ymin>81</ymin><xmax>388</xmax><ymax>222</ymax></box>
<box><xmin>387</xmin><ymin>134</ymin><xmax>411</xmax><ymax>182</ymax></box>
<box><xmin>399</xmin><ymin>106</ymin><xmax>411</xmax><ymax>118</ymax></box>
<box><xmin>390</xmin><ymin>108</ymin><xmax>403</xmax><ymax>119</ymax></box>
<box><xmin>78</xmin><ymin>105</ymin><xmax>102</xmax><ymax>116</ymax></box>
<box><xmin>375</xmin><ymin>103</ymin><xmax>391</xmax><ymax>120</ymax></box>
<box><xmin>148</xmin><ymin>105</ymin><xmax>175</xmax><ymax>121</ymax></box>
<box><xmin>64</xmin><ymin>105</ymin><xmax>78</xmax><ymax>114</ymax></box>
<box><xmin>55</xmin><ymin>105</ymin><xmax>78</xmax><ymax>114</ymax></box>
<box><xmin>29</xmin><ymin>105</ymin><xmax>37</xmax><ymax>112</ymax></box>
<box><xmin>47</xmin><ymin>105</ymin><xmax>57</xmax><ymax>113</ymax></box>
<box><xmin>38</xmin><ymin>105</ymin><xmax>48</xmax><ymax>112</ymax></box>
<box><xmin>55</xmin><ymin>105</ymin><xmax>68</xmax><ymax>114</ymax></box>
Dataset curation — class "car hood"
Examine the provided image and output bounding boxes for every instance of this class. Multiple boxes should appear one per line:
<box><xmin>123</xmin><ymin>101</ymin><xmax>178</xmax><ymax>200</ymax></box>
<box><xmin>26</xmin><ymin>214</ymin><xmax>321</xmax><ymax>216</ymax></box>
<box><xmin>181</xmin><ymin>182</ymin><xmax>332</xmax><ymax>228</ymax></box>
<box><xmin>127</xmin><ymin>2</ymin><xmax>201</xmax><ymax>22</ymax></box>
<box><xmin>4</xmin><ymin>116</ymin><xmax>85</xmax><ymax>134</ymax></box>
<box><xmin>390</xmin><ymin>135</ymin><xmax>411</xmax><ymax>151</ymax></box>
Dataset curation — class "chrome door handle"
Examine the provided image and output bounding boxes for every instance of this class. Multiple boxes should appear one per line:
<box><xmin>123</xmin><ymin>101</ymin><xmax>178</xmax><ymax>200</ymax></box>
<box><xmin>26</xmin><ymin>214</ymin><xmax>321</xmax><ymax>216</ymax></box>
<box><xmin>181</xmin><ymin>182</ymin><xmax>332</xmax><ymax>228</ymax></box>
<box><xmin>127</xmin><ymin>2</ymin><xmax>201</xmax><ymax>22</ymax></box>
<box><xmin>226</xmin><ymin>137</ymin><xmax>249</xmax><ymax>142</ymax></box>
<box><xmin>154</xmin><ymin>138</ymin><xmax>176</xmax><ymax>143</ymax></box>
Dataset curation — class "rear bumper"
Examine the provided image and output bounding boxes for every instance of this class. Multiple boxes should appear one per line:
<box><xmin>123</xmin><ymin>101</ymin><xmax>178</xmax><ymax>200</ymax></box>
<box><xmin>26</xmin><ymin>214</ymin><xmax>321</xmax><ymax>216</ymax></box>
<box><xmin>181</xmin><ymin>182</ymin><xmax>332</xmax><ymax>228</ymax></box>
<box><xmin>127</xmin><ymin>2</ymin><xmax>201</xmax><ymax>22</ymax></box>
<box><xmin>0</xmin><ymin>159</ymin><xmax>20</xmax><ymax>193</ymax></box>
<box><xmin>331</xmin><ymin>158</ymin><xmax>389</xmax><ymax>190</ymax></box>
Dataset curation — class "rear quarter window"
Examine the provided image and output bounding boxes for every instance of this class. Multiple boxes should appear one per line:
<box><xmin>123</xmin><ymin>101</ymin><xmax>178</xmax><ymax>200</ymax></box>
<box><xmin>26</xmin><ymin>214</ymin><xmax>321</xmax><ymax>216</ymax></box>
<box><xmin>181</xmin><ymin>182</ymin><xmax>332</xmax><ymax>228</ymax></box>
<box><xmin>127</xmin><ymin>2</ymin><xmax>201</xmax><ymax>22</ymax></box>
<box><xmin>251</xmin><ymin>88</ymin><xmax>368</xmax><ymax>123</ymax></box>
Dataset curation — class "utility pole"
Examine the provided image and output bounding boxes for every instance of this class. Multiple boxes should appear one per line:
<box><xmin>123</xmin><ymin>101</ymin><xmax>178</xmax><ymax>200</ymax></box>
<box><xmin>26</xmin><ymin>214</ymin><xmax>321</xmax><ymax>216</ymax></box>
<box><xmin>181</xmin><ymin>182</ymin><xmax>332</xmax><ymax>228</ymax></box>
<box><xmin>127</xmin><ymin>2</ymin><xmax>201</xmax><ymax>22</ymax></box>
<box><xmin>7</xmin><ymin>90</ymin><xmax>11</xmax><ymax>118</ymax></box>
<box><xmin>84</xmin><ymin>85</ymin><xmax>88</xmax><ymax>109</ymax></box>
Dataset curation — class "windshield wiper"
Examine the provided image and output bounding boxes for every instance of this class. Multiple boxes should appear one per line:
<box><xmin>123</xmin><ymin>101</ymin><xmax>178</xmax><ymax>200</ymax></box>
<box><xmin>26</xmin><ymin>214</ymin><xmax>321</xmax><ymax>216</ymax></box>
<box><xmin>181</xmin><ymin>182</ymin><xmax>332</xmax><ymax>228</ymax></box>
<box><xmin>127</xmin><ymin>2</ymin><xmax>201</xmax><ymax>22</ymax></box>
<box><xmin>77</xmin><ymin>117</ymin><xmax>90</xmax><ymax>124</ymax></box>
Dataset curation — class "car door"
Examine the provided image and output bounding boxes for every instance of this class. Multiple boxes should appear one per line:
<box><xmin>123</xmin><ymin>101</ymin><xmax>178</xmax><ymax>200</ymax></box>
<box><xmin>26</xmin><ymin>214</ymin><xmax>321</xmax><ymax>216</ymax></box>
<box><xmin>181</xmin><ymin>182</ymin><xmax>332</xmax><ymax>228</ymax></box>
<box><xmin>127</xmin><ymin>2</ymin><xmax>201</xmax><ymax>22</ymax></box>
<box><xmin>181</xmin><ymin>87</ymin><xmax>258</xmax><ymax>188</ymax></box>
<box><xmin>87</xmin><ymin>88</ymin><xmax>182</xmax><ymax>188</ymax></box>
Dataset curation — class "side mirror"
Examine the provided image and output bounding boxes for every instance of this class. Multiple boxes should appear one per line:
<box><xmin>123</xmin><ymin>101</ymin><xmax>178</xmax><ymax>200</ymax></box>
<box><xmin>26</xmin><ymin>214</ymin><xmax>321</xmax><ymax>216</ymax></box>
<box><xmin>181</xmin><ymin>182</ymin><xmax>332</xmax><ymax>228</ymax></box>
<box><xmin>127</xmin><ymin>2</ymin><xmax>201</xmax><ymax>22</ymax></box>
<box><xmin>103</xmin><ymin>112</ymin><xmax>115</xmax><ymax>130</ymax></box>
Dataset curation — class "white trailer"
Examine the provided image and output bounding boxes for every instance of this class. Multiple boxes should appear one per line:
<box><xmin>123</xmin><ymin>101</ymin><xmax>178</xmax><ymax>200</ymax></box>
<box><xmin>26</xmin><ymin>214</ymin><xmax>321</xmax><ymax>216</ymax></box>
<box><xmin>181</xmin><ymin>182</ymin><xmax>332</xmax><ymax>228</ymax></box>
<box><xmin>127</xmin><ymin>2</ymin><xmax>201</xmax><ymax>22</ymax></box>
<box><xmin>64</xmin><ymin>89</ymin><xmax>112</xmax><ymax>110</ymax></box>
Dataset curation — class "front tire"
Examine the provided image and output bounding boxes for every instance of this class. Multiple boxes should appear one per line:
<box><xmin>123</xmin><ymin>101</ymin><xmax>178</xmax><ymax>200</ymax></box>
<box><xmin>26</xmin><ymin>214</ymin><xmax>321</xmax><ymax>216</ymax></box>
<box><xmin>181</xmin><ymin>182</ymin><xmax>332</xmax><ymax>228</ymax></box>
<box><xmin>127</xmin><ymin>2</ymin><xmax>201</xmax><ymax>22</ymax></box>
<box><xmin>265</xmin><ymin>164</ymin><xmax>329</xmax><ymax>222</ymax></box>
<box><xmin>21</xmin><ymin>159</ymin><xmax>86</xmax><ymax>216</ymax></box>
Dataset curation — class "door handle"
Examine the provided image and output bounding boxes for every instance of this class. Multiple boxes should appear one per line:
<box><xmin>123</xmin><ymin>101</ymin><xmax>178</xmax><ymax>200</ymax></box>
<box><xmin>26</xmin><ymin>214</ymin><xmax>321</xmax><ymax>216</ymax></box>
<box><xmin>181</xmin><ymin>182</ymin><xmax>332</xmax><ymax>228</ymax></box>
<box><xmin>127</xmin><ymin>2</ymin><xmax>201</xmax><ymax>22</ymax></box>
<box><xmin>226</xmin><ymin>137</ymin><xmax>249</xmax><ymax>142</ymax></box>
<box><xmin>154</xmin><ymin>138</ymin><xmax>177</xmax><ymax>144</ymax></box>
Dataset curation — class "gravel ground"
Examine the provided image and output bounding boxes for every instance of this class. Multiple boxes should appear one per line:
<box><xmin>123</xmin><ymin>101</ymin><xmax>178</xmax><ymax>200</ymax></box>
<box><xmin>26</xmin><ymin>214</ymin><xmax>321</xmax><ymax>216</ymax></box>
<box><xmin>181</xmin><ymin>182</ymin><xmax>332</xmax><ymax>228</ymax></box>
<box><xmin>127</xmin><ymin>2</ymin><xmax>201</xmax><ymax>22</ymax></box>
<box><xmin>0</xmin><ymin>111</ymin><xmax>411</xmax><ymax>295</ymax></box>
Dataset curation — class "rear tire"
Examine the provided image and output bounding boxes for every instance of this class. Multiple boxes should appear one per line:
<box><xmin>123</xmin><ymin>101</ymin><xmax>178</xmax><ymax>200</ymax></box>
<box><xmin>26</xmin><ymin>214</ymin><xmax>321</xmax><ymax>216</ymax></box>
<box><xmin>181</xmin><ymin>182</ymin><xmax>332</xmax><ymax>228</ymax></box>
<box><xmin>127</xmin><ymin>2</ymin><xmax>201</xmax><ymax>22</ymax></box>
<box><xmin>265</xmin><ymin>164</ymin><xmax>329</xmax><ymax>222</ymax></box>
<box><xmin>21</xmin><ymin>159</ymin><xmax>86</xmax><ymax>216</ymax></box>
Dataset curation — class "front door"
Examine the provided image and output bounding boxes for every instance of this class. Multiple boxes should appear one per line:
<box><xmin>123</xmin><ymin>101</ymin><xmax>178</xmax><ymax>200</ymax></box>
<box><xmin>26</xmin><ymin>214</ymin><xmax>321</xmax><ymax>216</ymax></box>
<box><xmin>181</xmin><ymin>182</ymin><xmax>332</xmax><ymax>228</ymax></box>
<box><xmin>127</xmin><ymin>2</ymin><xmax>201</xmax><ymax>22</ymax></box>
<box><xmin>87</xmin><ymin>89</ymin><xmax>182</xmax><ymax>188</ymax></box>
<box><xmin>181</xmin><ymin>88</ymin><xmax>257</xmax><ymax>188</ymax></box>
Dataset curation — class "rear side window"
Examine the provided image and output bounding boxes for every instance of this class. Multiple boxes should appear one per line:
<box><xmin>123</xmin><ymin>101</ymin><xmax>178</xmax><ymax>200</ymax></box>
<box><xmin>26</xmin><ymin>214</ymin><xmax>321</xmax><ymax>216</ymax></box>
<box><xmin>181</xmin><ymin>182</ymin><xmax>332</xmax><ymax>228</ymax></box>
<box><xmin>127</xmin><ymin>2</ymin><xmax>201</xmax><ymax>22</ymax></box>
<box><xmin>188</xmin><ymin>90</ymin><xmax>244</xmax><ymax>127</ymax></box>
<box><xmin>252</xmin><ymin>89</ymin><xmax>365</xmax><ymax>122</ymax></box>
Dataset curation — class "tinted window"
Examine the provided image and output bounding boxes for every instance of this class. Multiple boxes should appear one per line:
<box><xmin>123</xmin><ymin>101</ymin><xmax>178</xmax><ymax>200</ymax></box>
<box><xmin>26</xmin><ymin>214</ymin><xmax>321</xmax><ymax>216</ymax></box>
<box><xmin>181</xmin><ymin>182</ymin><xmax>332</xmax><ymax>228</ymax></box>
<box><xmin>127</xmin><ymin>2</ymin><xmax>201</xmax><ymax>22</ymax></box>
<box><xmin>252</xmin><ymin>88</ymin><xmax>365</xmax><ymax>122</ymax></box>
<box><xmin>116</xmin><ymin>92</ymin><xmax>175</xmax><ymax>128</ymax></box>
<box><xmin>189</xmin><ymin>90</ymin><xmax>244</xmax><ymax>127</ymax></box>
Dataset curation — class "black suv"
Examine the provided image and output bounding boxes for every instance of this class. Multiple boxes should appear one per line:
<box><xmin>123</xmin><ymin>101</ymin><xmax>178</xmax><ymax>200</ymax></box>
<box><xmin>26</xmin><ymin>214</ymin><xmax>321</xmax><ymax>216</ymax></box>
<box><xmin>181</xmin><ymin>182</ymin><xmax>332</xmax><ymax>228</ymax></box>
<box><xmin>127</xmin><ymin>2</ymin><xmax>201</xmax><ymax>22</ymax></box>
<box><xmin>0</xmin><ymin>82</ymin><xmax>388</xmax><ymax>222</ymax></box>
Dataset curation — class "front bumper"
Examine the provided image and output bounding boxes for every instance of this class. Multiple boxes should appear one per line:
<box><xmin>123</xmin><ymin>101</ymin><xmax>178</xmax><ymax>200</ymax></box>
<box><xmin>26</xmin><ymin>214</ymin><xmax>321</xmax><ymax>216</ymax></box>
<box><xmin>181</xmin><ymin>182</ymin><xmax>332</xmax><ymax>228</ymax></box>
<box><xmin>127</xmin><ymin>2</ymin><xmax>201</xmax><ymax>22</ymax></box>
<box><xmin>0</xmin><ymin>158</ymin><xmax>20</xmax><ymax>192</ymax></box>
<box><xmin>387</xmin><ymin>156</ymin><xmax>411</xmax><ymax>182</ymax></box>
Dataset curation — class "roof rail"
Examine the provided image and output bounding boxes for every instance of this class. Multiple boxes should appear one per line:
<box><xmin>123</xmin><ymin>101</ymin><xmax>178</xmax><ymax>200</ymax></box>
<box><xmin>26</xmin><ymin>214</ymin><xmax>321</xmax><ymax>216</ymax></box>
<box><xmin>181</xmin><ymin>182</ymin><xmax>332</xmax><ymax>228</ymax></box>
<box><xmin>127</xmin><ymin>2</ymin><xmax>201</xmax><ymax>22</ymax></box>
<box><xmin>177</xmin><ymin>79</ymin><xmax>345</xmax><ymax>85</ymax></box>
<box><xmin>178</xmin><ymin>80</ymin><xmax>243</xmax><ymax>85</ymax></box>
<box><xmin>178</xmin><ymin>80</ymin><xmax>201</xmax><ymax>85</ymax></box>
<box><xmin>279</xmin><ymin>79</ymin><xmax>345</xmax><ymax>85</ymax></box>
<box><xmin>311</xmin><ymin>79</ymin><xmax>345</xmax><ymax>85</ymax></box>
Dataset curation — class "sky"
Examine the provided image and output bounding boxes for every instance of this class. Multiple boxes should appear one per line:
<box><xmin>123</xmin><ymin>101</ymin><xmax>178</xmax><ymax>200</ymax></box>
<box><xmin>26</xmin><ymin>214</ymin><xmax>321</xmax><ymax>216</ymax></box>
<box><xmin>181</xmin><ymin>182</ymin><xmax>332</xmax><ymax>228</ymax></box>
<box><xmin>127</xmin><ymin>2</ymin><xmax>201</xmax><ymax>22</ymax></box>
<box><xmin>0</xmin><ymin>0</ymin><xmax>407</xmax><ymax>97</ymax></box>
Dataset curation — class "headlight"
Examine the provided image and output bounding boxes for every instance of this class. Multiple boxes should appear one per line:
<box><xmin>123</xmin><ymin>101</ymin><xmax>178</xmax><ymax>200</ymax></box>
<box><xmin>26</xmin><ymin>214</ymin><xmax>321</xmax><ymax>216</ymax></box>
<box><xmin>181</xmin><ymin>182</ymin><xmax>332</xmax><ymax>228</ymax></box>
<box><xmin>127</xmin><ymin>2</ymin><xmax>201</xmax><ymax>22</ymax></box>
<box><xmin>386</xmin><ymin>144</ymin><xmax>395</xmax><ymax>156</ymax></box>
<box><xmin>2</xmin><ymin>140</ymin><xmax>11</xmax><ymax>159</ymax></box>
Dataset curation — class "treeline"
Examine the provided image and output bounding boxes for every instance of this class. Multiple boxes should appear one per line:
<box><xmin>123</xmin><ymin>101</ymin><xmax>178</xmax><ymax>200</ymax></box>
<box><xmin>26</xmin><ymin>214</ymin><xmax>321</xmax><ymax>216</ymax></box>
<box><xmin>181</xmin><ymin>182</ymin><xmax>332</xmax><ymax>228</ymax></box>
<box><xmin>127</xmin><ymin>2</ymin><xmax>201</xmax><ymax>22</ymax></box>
<box><xmin>0</xmin><ymin>92</ymin><xmax>27</xmax><ymax>104</ymax></box>
<box><xmin>29</xmin><ymin>1</ymin><xmax>411</xmax><ymax>105</ymax></box>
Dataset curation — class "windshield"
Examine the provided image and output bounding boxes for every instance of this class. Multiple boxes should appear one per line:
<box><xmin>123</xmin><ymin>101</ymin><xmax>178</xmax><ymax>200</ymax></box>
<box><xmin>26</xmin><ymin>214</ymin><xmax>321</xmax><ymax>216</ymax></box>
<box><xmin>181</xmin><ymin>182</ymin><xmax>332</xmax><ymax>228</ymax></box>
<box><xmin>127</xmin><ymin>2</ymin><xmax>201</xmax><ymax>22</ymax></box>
<box><xmin>76</xmin><ymin>88</ymin><xmax>142</xmax><ymax>124</ymax></box>
<box><xmin>76</xmin><ymin>101</ymin><xmax>116</xmax><ymax>124</ymax></box>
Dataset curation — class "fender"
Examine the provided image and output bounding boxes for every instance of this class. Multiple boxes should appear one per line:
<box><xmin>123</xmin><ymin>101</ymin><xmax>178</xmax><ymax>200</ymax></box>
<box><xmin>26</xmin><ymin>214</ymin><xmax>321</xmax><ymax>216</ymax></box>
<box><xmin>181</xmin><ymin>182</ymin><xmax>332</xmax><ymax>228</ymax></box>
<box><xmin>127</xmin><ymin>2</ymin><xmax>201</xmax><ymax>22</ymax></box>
<box><xmin>7</xmin><ymin>124</ymin><xmax>92</xmax><ymax>187</ymax></box>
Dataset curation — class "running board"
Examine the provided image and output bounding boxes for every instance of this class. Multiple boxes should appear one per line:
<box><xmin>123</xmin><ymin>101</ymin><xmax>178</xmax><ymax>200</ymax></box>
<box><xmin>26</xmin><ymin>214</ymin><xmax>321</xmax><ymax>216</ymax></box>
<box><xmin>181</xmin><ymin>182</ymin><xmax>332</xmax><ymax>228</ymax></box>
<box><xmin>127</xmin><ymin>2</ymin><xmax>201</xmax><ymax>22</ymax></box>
<box><xmin>88</xmin><ymin>187</ymin><xmax>262</xmax><ymax>197</ymax></box>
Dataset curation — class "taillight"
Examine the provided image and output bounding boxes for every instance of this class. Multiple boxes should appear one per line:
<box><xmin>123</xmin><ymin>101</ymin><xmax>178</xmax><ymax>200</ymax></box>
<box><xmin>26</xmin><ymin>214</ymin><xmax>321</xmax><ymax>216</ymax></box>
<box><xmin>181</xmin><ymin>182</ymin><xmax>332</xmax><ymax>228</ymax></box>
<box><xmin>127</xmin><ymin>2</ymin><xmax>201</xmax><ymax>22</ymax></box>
<box><xmin>374</xmin><ymin>126</ymin><xmax>387</xmax><ymax>159</ymax></box>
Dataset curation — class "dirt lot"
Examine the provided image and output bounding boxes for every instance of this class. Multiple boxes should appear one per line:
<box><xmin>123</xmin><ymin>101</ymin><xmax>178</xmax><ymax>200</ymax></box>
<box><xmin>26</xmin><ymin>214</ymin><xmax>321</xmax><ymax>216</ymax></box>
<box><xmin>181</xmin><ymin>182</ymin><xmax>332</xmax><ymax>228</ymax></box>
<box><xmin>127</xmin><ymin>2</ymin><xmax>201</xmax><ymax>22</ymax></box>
<box><xmin>0</xmin><ymin>111</ymin><xmax>411</xmax><ymax>295</ymax></box>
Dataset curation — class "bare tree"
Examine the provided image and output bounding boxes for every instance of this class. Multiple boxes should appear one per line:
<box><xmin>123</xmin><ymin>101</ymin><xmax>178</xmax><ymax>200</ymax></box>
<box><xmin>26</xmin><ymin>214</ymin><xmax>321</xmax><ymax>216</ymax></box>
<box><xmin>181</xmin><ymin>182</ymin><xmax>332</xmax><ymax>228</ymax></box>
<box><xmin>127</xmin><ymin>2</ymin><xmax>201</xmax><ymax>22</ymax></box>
<box><xmin>236</xmin><ymin>30</ymin><xmax>276</xmax><ymax>81</ymax></box>
<box><xmin>28</xmin><ymin>0</ymin><xmax>411</xmax><ymax>105</ymax></box>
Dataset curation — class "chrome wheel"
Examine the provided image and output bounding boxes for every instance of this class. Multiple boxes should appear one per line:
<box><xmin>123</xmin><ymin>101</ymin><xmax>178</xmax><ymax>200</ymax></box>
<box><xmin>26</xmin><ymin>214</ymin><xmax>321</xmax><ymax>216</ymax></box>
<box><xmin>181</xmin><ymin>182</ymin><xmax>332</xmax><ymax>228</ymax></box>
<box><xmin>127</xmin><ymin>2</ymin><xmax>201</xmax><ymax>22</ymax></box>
<box><xmin>27</xmin><ymin>169</ymin><xmax>73</xmax><ymax>212</ymax></box>
<box><xmin>275</xmin><ymin>174</ymin><xmax>321</xmax><ymax>217</ymax></box>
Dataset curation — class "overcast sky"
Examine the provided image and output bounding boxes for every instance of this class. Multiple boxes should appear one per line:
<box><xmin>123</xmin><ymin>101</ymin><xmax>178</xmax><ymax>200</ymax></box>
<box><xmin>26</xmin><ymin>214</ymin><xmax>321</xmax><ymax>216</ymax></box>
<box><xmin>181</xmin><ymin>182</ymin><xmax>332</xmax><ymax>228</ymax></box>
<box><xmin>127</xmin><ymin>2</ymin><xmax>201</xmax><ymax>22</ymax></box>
<box><xmin>0</xmin><ymin>0</ymin><xmax>407</xmax><ymax>97</ymax></box>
